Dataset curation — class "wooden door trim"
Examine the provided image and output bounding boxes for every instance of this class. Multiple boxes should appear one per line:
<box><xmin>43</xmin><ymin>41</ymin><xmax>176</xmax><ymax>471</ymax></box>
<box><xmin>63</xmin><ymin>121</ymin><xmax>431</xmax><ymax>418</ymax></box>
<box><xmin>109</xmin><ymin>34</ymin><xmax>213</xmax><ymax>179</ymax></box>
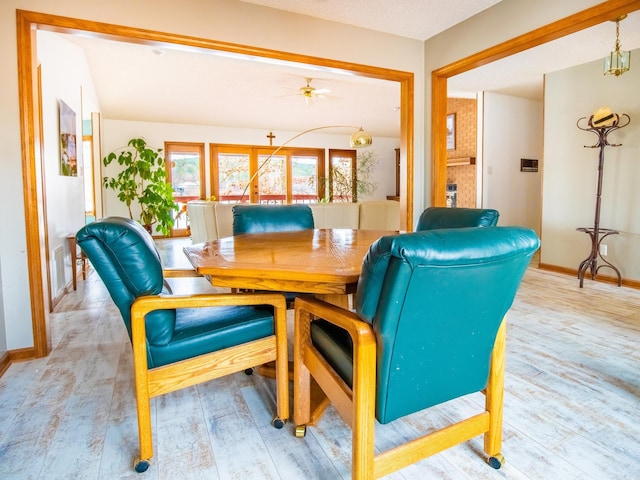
<box><xmin>431</xmin><ymin>0</ymin><xmax>640</xmax><ymax>206</ymax></box>
<box><xmin>16</xmin><ymin>9</ymin><xmax>414</xmax><ymax>359</ymax></box>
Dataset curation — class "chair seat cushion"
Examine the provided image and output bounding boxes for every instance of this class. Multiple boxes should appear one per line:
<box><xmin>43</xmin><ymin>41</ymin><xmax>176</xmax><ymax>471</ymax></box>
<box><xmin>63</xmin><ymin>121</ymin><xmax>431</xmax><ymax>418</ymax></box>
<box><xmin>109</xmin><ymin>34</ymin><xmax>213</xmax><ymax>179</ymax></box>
<box><xmin>311</xmin><ymin>320</ymin><xmax>354</xmax><ymax>387</ymax></box>
<box><xmin>148</xmin><ymin>305</ymin><xmax>275</xmax><ymax>368</ymax></box>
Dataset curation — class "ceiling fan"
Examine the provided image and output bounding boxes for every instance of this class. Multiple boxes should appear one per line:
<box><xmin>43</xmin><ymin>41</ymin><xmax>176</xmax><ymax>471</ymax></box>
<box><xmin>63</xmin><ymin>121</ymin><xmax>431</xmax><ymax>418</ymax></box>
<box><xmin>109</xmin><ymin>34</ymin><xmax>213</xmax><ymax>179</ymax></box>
<box><xmin>290</xmin><ymin>77</ymin><xmax>332</xmax><ymax>106</ymax></box>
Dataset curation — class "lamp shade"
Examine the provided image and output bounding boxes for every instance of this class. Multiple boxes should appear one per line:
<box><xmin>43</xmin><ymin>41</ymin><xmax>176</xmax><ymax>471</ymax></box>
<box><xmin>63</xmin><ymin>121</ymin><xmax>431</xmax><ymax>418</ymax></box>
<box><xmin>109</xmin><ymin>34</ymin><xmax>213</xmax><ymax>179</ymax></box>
<box><xmin>349</xmin><ymin>128</ymin><xmax>373</xmax><ymax>148</ymax></box>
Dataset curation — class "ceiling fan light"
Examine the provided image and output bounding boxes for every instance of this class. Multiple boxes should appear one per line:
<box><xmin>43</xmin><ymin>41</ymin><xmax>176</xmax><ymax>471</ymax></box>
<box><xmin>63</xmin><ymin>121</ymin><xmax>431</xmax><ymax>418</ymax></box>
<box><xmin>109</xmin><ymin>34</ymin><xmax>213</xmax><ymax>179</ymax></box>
<box><xmin>349</xmin><ymin>128</ymin><xmax>373</xmax><ymax>148</ymax></box>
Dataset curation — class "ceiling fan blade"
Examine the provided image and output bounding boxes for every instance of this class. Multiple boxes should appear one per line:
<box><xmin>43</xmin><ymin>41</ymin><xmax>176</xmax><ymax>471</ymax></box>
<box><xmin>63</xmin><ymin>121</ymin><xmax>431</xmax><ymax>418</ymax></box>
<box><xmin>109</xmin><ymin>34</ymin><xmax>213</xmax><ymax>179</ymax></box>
<box><xmin>313</xmin><ymin>88</ymin><xmax>331</xmax><ymax>95</ymax></box>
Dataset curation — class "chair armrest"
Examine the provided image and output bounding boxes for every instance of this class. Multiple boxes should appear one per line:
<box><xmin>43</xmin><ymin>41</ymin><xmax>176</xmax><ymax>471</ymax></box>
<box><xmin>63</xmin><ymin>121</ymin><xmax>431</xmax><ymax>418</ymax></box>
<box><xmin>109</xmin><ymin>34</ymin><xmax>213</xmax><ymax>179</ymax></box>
<box><xmin>293</xmin><ymin>295</ymin><xmax>376</xmax><ymax>430</ymax></box>
<box><xmin>130</xmin><ymin>292</ymin><xmax>288</xmax><ymax>372</ymax></box>
<box><xmin>132</xmin><ymin>291</ymin><xmax>287</xmax><ymax>318</ymax></box>
<box><xmin>294</xmin><ymin>296</ymin><xmax>375</xmax><ymax>346</ymax></box>
<box><xmin>131</xmin><ymin>293</ymin><xmax>287</xmax><ymax>314</ymax></box>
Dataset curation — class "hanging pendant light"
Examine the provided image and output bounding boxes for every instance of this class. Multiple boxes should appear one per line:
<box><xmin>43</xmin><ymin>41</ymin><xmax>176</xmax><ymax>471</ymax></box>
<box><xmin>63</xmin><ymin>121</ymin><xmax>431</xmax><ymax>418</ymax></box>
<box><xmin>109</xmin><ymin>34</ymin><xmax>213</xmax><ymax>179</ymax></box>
<box><xmin>349</xmin><ymin>127</ymin><xmax>373</xmax><ymax>148</ymax></box>
<box><xmin>604</xmin><ymin>15</ymin><xmax>630</xmax><ymax>76</ymax></box>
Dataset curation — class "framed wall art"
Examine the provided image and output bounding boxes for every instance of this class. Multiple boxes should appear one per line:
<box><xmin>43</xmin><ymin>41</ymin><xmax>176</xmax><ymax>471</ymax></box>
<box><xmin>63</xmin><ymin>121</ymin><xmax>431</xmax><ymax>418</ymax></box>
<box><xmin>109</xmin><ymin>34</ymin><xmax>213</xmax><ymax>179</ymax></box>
<box><xmin>446</xmin><ymin>113</ymin><xmax>456</xmax><ymax>150</ymax></box>
<box><xmin>59</xmin><ymin>100</ymin><xmax>78</xmax><ymax>176</ymax></box>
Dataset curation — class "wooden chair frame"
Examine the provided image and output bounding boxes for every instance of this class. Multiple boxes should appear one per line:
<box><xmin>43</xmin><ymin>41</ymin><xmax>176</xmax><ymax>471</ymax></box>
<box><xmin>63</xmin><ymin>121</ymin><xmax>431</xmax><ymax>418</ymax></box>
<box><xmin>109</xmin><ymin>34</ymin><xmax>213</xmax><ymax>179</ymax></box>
<box><xmin>293</xmin><ymin>296</ymin><xmax>505</xmax><ymax>479</ymax></box>
<box><xmin>130</xmin><ymin>291</ymin><xmax>289</xmax><ymax>471</ymax></box>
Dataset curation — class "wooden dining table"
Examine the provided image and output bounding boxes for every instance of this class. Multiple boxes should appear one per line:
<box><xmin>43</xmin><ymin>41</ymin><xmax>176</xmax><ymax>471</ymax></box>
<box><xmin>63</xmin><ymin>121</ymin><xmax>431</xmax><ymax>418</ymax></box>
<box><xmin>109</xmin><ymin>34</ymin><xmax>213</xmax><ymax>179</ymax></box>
<box><xmin>183</xmin><ymin>228</ymin><xmax>395</xmax><ymax>422</ymax></box>
<box><xmin>183</xmin><ymin>228</ymin><xmax>395</xmax><ymax>308</ymax></box>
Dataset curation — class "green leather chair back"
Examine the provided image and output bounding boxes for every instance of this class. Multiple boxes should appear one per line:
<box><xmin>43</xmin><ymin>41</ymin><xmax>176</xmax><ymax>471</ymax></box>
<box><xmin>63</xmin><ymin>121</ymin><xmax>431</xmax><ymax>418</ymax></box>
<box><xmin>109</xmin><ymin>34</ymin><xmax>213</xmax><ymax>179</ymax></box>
<box><xmin>77</xmin><ymin>217</ymin><xmax>276</xmax><ymax>368</ymax></box>
<box><xmin>416</xmin><ymin>207</ymin><xmax>499</xmax><ymax>231</ymax></box>
<box><xmin>347</xmin><ymin>227</ymin><xmax>537</xmax><ymax>424</ymax></box>
<box><xmin>232</xmin><ymin>204</ymin><xmax>314</xmax><ymax>235</ymax></box>
<box><xmin>76</xmin><ymin>217</ymin><xmax>174</xmax><ymax>345</ymax></box>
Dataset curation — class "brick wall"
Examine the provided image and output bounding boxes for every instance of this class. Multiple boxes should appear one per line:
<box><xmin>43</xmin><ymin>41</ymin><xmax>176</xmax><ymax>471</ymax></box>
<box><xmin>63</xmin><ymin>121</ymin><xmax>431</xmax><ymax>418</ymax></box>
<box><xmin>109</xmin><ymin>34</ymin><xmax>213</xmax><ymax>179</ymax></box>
<box><xmin>446</xmin><ymin>98</ymin><xmax>477</xmax><ymax>208</ymax></box>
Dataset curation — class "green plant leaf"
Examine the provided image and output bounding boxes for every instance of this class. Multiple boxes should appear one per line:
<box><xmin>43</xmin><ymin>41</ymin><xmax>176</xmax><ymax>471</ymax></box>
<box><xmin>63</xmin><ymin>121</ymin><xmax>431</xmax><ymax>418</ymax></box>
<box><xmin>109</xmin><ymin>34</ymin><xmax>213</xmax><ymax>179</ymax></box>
<box><xmin>102</xmin><ymin>137</ymin><xmax>176</xmax><ymax>235</ymax></box>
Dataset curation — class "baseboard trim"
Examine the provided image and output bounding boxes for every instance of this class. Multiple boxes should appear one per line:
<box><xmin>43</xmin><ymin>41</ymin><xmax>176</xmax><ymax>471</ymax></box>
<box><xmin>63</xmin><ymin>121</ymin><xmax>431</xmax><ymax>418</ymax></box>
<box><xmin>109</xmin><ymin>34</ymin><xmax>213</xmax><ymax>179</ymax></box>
<box><xmin>9</xmin><ymin>346</ymin><xmax>37</xmax><ymax>362</ymax></box>
<box><xmin>0</xmin><ymin>351</ymin><xmax>10</xmax><ymax>377</ymax></box>
<box><xmin>0</xmin><ymin>347</ymin><xmax>38</xmax><ymax>378</ymax></box>
<box><xmin>537</xmin><ymin>263</ymin><xmax>640</xmax><ymax>289</ymax></box>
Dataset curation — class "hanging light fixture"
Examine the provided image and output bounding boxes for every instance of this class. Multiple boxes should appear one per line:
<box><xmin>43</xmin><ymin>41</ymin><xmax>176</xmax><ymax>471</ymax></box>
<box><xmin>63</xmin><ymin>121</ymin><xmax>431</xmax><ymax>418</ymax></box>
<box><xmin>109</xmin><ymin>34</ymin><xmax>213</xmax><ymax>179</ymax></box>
<box><xmin>604</xmin><ymin>15</ymin><xmax>630</xmax><ymax>76</ymax></box>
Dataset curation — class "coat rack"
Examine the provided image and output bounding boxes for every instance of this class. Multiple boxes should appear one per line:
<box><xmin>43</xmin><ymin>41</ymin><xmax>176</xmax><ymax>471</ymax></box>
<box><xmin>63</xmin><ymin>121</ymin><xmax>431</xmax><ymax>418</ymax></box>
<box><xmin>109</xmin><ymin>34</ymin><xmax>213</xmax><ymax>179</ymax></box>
<box><xmin>575</xmin><ymin>110</ymin><xmax>630</xmax><ymax>288</ymax></box>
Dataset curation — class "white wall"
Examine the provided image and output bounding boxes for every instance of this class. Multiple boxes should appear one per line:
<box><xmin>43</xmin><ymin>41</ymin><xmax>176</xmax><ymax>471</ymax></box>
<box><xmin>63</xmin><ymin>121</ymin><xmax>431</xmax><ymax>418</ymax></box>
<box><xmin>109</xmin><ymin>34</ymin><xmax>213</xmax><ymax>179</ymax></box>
<box><xmin>0</xmin><ymin>255</ymin><xmax>4</xmax><ymax>352</ymax></box>
<box><xmin>101</xmin><ymin>120</ymin><xmax>399</xmax><ymax>221</ymax></box>
<box><xmin>38</xmin><ymin>31</ymin><xmax>99</xmax><ymax>298</ymax></box>
<box><xmin>0</xmin><ymin>0</ymin><xmax>627</xmax><ymax>355</ymax></box>
<box><xmin>0</xmin><ymin>0</ymin><xmax>423</xmax><ymax>351</ymax></box>
<box><xmin>542</xmin><ymin>48</ymin><xmax>640</xmax><ymax>281</ymax></box>
<box><xmin>482</xmin><ymin>92</ymin><xmax>543</xmax><ymax>233</ymax></box>
<box><xmin>423</xmin><ymin>0</ymin><xmax>603</xmax><ymax>204</ymax></box>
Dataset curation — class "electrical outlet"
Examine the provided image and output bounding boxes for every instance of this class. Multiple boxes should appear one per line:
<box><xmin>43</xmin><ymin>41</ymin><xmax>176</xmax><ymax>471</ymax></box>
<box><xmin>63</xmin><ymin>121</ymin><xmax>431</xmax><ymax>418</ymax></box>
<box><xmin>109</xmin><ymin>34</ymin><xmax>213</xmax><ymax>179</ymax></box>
<box><xmin>600</xmin><ymin>244</ymin><xmax>608</xmax><ymax>256</ymax></box>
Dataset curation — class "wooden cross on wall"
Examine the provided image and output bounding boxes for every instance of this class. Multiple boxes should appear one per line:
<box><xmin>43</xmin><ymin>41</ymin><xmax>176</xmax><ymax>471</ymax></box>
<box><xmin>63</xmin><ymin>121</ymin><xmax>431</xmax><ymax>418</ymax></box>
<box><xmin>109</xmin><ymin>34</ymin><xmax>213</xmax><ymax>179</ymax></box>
<box><xmin>267</xmin><ymin>131</ymin><xmax>276</xmax><ymax>146</ymax></box>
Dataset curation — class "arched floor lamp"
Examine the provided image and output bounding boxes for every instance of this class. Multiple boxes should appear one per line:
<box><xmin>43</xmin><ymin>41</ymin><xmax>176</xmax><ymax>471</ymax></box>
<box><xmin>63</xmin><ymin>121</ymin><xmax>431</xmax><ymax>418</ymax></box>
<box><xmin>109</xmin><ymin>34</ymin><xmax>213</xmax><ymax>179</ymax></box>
<box><xmin>240</xmin><ymin>126</ymin><xmax>372</xmax><ymax>202</ymax></box>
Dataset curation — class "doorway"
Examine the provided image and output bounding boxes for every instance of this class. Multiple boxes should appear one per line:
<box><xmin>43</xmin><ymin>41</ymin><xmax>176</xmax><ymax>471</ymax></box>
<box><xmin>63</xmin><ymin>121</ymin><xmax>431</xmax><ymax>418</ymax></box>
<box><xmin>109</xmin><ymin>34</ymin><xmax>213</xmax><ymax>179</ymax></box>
<box><xmin>16</xmin><ymin>9</ymin><xmax>414</xmax><ymax>358</ymax></box>
<box><xmin>430</xmin><ymin>0</ymin><xmax>640</xmax><ymax>207</ymax></box>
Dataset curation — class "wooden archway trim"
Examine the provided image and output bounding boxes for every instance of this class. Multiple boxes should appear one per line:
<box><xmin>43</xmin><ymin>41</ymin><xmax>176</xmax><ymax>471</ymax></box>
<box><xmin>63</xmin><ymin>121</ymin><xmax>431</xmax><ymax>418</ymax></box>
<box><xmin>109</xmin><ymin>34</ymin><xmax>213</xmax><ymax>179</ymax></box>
<box><xmin>431</xmin><ymin>0</ymin><xmax>640</xmax><ymax>206</ymax></box>
<box><xmin>16</xmin><ymin>9</ymin><xmax>414</xmax><ymax>358</ymax></box>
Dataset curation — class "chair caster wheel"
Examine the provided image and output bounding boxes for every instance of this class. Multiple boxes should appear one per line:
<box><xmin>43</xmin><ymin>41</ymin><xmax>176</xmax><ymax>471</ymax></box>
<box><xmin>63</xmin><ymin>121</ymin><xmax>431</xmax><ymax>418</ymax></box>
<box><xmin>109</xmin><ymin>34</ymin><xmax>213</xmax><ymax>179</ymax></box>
<box><xmin>271</xmin><ymin>417</ymin><xmax>286</xmax><ymax>429</ymax></box>
<box><xmin>295</xmin><ymin>425</ymin><xmax>307</xmax><ymax>438</ymax></box>
<box><xmin>134</xmin><ymin>459</ymin><xmax>150</xmax><ymax>473</ymax></box>
<box><xmin>244</xmin><ymin>368</ymin><xmax>254</xmax><ymax>375</ymax></box>
<box><xmin>488</xmin><ymin>453</ymin><xmax>505</xmax><ymax>469</ymax></box>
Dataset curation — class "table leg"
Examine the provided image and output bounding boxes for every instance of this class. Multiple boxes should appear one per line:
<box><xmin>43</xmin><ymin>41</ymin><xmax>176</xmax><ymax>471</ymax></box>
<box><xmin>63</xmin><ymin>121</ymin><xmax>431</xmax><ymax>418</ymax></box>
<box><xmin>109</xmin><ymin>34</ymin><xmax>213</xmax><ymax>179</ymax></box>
<box><xmin>315</xmin><ymin>293</ymin><xmax>351</xmax><ymax>309</ymax></box>
<box><xmin>259</xmin><ymin>293</ymin><xmax>351</xmax><ymax>421</ymax></box>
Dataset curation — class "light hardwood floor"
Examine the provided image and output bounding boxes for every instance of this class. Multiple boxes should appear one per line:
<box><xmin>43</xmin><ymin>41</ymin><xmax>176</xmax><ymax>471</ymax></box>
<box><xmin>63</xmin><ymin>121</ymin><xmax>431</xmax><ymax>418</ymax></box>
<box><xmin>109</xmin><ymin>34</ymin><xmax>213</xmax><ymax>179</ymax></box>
<box><xmin>1</xmin><ymin>239</ymin><xmax>639</xmax><ymax>479</ymax></box>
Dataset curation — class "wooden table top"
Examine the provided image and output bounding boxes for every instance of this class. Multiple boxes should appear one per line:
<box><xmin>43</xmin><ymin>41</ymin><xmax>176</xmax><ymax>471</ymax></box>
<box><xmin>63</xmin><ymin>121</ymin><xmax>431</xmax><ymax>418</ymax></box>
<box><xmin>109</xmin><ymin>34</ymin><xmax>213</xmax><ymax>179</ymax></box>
<box><xmin>183</xmin><ymin>229</ymin><xmax>394</xmax><ymax>295</ymax></box>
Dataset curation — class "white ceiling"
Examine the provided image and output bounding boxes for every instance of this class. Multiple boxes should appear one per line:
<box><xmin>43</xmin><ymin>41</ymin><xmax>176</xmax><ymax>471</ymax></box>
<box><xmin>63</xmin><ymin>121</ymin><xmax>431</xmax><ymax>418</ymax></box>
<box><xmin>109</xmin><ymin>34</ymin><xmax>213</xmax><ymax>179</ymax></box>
<box><xmin>238</xmin><ymin>0</ymin><xmax>504</xmax><ymax>41</ymax></box>
<box><xmin>449</xmin><ymin>11</ymin><xmax>640</xmax><ymax>99</ymax></box>
<box><xmin>61</xmin><ymin>2</ymin><xmax>640</xmax><ymax>139</ymax></box>
<box><xmin>64</xmin><ymin>34</ymin><xmax>403</xmax><ymax>138</ymax></box>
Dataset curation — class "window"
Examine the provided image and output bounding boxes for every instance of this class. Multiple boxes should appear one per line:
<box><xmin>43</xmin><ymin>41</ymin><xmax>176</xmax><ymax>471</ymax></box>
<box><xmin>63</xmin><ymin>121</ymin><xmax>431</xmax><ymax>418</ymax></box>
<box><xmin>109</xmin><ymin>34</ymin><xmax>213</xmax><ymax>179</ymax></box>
<box><xmin>211</xmin><ymin>144</ymin><xmax>325</xmax><ymax>204</ymax></box>
<box><xmin>164</xmin><ymin>142</ymin><xmax>205</xmax><ymax>237</ymax></box>
<box><xmin>291</xmin><ymin>155</ymin><xmax>322</xmax><ymax>202</ymax></box>
<box><xmin>214</xmin><ymin>148</ymin><xmax>250</xmax><ymax>202</ymax></box>
<box><xmin>329</xmin><ymin>149</ymin><xmax>357</xmax><ymax>202</ymax></box>
<box><xmin>82</xmin><ymin>135</ymin><xmax>95</xmax><ymax>218</ymax></box>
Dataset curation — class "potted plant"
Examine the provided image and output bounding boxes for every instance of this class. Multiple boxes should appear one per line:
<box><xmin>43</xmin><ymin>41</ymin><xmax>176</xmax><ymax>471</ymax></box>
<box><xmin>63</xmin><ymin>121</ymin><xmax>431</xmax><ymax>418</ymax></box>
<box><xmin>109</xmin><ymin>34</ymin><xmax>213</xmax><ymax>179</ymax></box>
<box><xmin>103</xmin><ymin>138</ymin><xmax>177</xmax><ymax>235</ymax></box>
<box><xmin>328</xmin><ymin>150</ymin><xmax>378</xmax><ymax>202</ymax></box>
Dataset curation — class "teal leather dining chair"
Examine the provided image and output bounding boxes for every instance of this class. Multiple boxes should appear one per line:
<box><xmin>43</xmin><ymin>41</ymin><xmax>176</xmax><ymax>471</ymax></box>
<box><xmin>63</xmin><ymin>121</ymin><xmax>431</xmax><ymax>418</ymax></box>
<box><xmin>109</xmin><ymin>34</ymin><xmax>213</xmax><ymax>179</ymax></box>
<box><xmin>293</xmin><ymin>226</ymin><xmax>539</xmax><ymax>479</ymax></box>
<box><xmin>232</xmin><ymin>204</ymin><xmax>314</xmax><ymax>234</ymax></box>
<box><xmin>76</xmin><ymin>217</ymin><xmax>289</xmax><ymax>473</ymax></box>
<box><xmin>232</xmin><ymin>204</ymin><xmax>315</xmax><ymax>307</ymax></box>
<box><xmin>416</xmin><ymin>206</ymin><xmax>499</xmax><ymax>230</ymax></box>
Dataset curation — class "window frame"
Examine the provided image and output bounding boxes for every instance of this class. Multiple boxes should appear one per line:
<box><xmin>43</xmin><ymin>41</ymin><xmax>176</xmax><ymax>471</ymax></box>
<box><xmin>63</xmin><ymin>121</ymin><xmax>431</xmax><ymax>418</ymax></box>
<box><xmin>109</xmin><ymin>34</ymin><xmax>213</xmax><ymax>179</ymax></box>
<box><xmin>328</xmin><ymin>149</ymin><xmax>357</xmax><ymax>203</ymax></box>
<box><xmin>210</xmin><ymin>143</ymin><xmax>325</xmax><ymax>204</ymax></box>
<box><xmin>164</xmin><ymin>141</ymin><xmax>206</xmax><ymax>237</ymax></box>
